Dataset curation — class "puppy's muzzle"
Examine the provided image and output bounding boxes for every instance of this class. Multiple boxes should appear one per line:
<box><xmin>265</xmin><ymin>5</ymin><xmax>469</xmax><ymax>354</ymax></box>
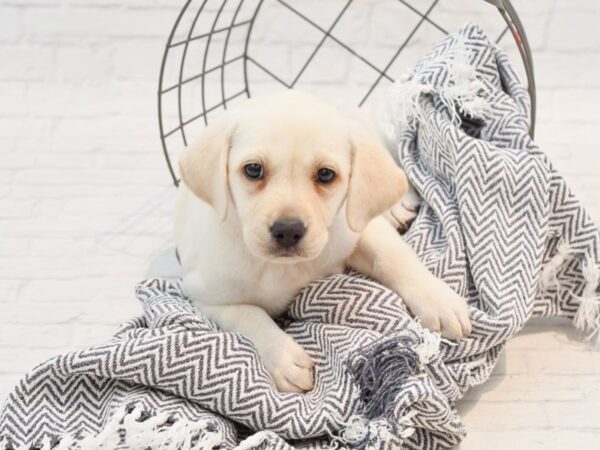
<box><xmin>270</xmin><ymin>218</ymin><xmax>306</xmax><ymax>249</ymax></box>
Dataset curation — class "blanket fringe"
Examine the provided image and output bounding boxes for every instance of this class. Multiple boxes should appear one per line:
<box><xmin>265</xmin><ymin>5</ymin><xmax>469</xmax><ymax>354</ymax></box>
<box><xmin>540</xmin><ymin>240</ymin><xmax>572</xmax><ymax>292</ymax></box>
<box><xmin>573</xmin><ymin>256</ymin><xmax>600</xmax><ymax>345</ymax></box>
<box><xmin>233</xmin><ymin>431</ymin><xmax>276</xmax><ymax>450</ymax></box>
<box><xmin>380</xmin><ymin>35</ymin><xmax>489</xmax><ymax>143</ymax></box>
<box><xmin>1</xmin><ymin>405</ymin><xmax>223</xmax><ymax>450</ymax></box>
<box><xmin>347</xmin><ymin>336</ymin><xmax>421</xmax><ymax>419</ymax></box>
<box><xmin>414</xmin><ymin>330</ymin><xmax>442</xmax><ymax>365</ymax></box>
<box><xmin>380</xmin><ymin>77</ymin><xmax>433</xmax><ymax>140</ymax></box>
<box><xmin>538</xmin><ymin>242</ymin><xmax>600</xmax><ymax>345</ymax></box>
<box><xmin>441</xmin><ymin>35</ymin><xmax>489</xmax><ymax>123</ymax></box>
<box><xmin>334</xmin><ymin>414</ymin><xmax>416</xmax><ymax>450</ymax></box>
<box><xmin>338</xmin><ymin>331</ymin><xmax>438</xmax><ymax>448</ymax></box>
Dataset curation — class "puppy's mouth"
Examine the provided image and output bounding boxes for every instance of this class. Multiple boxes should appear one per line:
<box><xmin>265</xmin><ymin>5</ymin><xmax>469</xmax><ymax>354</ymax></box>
<box><xmin>243</xmin><ymin>227</ymin><xmax>328</xmax><ymax>263</ymax></box>
<box><xmin>270</xmin><ymin>248</ymin><xmax>306</xmax><ymax>259</ymax></box>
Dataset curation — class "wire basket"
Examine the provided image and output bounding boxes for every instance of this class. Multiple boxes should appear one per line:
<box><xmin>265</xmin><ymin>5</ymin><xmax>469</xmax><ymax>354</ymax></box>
<box><xmin>158</xmin><ymin>0</ymin><xmax>535</xmax><ymax>186</ymax></box>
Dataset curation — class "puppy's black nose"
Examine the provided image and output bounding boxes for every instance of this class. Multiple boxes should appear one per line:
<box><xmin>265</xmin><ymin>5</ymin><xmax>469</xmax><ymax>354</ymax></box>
<box><xmin>270</xmin><ymin>218</ymin><xmax>306</xmax><ymax>249</ymax></box>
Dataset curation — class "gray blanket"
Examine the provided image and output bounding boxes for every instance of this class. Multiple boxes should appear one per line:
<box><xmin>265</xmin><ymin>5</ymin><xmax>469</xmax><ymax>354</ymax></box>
<box><xmin>2</xmin><ymin>24</ymin><xmax>599</xmax><ymax>450</ymax></box>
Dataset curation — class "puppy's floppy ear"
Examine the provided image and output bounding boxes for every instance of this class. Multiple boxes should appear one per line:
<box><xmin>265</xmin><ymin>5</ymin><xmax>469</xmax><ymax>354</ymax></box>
<box><xmin>346</xmin><ymin>130</ymin><xmax>408</xmax><ymax>232</ymax></box>
<box><xmin>178</xmin><ymin>114</ymin><xmax>236</xmax><ymax>221</ymax></box>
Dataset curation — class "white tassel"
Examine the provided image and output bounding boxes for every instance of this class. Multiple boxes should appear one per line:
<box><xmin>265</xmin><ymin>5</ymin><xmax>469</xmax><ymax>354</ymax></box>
<box><xmin>380</xmin><ymin>34</ymin><xmax>489</xmax><ymax>148</ymax></box>
<box><xmin>122</xmin><ymin>408</ymin><xmax>222</xmax><ymax>450</ymax></box>
<box><xmin>573</xmin><ymin>256</ymin><xmax>600</xmax><ymax>345</ymax></box>
<box><xmin>33</xmin><ymin>405</ymin><xmax>226</xmax><ymax>450</ymax></box>
<box><xmin>335</xmin><ymin>413</ymin><xmax>416</xmax><ymax>449</ymax></box>
<box><xmin>0</xmin><ymin>436</ymin><xmax>76</xmax><ymax>450</ymax></box>
<box><xmin>380</xmin><ymin>79</ymin><xmax>433</xmax><ymax>141</ymax></box>
<box><xmin>53</xmin><ymin>435</ymin><xmax>75</xmax><ymax>449</ymax></box>
<box><xmin>78</xmin><ymin>406</ymin><xmax>126</xmax><ymax>449</ymax></box>
<box><xmin>540</xmin><ymin>240</ymin><xmax>573</xmax><ymax>292</ymax></box>
<box><xmin>338</xmin><ymin>415</ymin><xmax>369</xmax><ymax>444</ymax></box>
<box><xmin>414</xmin><ymin>330</ymin><xmax>441</xmax><ymax>365</ymax></box>
<box><xmin>233</xmin><ymin>431</ymin><xmax>273</xmax><ymax>450</ymax></box>
<box><xmin>437</xmin><ymin>36</ymin><xmax>489</xmax><ymax>125</ymax></box>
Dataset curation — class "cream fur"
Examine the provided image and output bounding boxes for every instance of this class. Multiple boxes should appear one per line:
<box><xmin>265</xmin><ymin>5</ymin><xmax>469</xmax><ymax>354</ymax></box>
<box><xmin>175</xmin><ymin>90</ymin><xmax>471</xmax><ymax>393</ymax></box>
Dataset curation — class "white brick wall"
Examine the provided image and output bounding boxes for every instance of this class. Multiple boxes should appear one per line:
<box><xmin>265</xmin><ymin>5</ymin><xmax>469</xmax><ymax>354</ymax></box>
<box><xmin>1</xmin><ymin>1</ymin><xmax>599</xmax><ymax>448</ymax></box>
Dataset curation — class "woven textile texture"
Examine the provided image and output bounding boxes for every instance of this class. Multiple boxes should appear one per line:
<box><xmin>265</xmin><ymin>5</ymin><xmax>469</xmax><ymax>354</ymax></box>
<box><xmin>1</xmin><ymin>24</ymin><xmax>599</xmax><ymax>450</ymax></box>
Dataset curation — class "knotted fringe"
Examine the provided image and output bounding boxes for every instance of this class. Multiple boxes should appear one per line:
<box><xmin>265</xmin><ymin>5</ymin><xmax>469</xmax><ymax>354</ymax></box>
<box><xmin>336</xmin><ymin>331</ymin><xmax>440</xmax><ymax>449</ymax></box>
<box><xmin>380</xmin><ymin>77</ymin><xmax>433</xmax><ymax>140</ymax></box>
<box><xmin>539</xmin><ymin>242</ymin><xmax>600</xmax><ymax>346</ymax></box>
<box><xmin>0</xmin><ymin>405</ymin><xmax>222</xmax><ymax>450</ymax></box>
<box><xmin>540</xmin><ymin>240</ymin><xmax>573</xmax><ymax>292</ymax></box>
<box><xmin>234</xmin><ymin>431</ymin><xmax>283</xmax><ymax>450</ymax></box>
<box><xmin>334</xmin><ymin>415</ymin><xmax>416</xmax><ymax>450</ymax></box>
<box><xmin>573</xmin><ymin>256</ymin><xmax>600</xmax><ymax>345</ymax></box>
<box><xmin>438</xmin><ymin>35</ymin><xmax>488</xmax><ymax>124</ymax></box>
<box><xmin>380</xmin><ymin>34</ymin><xmax>489</xmax><ymax>143</ymax></box>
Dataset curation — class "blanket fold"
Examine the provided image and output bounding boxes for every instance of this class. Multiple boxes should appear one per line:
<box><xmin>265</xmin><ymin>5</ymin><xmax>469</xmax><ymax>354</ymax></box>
<box><xmin>2</xmin><ymin>24</ymin><xmax>599</xmax><ymax>450</ymax></box>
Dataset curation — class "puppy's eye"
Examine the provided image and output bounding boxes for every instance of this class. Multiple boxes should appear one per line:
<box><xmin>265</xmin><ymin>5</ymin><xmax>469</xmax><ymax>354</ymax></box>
<box><xmin>316</xmin><ymin>167</ymin><xmax>336</xmax><ymax>184</ymax></box>
<box><xmin>244</xmin><ymin>163</ymin><xmax>264</xmax><ymax>180</ymax></box>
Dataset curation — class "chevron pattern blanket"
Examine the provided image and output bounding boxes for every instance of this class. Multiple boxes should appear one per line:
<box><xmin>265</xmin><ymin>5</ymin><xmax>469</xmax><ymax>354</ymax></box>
<box><xmin>2</xmin><ymin>24</ymin><xmax>600</xmax><ymax>450</ymax></box>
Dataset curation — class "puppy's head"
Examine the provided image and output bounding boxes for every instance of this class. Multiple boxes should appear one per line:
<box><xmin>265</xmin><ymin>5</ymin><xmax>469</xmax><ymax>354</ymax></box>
<box><xmin>179</xmin><ymin>90</ymin><xmax>407</xmax><ymax>263</ymax></box>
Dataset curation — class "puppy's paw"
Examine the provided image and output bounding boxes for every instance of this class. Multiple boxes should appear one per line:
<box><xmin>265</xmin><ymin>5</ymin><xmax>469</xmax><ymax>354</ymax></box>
<box><xmin>384</xmin><ymin>187</ymin><xmax>422</xmax><ymax>234</ymax></box>
<box><xmin>260</xmin><ymin>336</ymin><xmax>315</xmax><ymax>393</ymax></box>
<box><xmin>384</xmin><ymin>202</ymin><xmax>419</xmax><ymax>233</ymax></box>
<box><xmin>405</xmin><ymin>281</ymin><xmax>472</xmax><ymax>340</ymax></box>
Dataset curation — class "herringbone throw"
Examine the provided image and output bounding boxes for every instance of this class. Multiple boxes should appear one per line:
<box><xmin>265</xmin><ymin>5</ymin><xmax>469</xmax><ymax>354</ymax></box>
<box><xmin>1</xmin><ymin>24</ymin><xmax>599</xmax><ymax>450</ymax></box>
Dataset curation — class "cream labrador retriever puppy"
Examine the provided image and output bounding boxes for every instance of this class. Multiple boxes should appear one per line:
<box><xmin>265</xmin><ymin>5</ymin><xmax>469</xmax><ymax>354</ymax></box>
<box><xmin>175</xmin><ymin>90</ymin><xmax>471</xmax><ymax>393</ymax></box>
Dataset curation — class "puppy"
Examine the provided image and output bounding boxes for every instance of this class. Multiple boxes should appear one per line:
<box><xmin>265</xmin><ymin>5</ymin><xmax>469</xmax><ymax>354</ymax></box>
<box><xmin>175</xmin><ymin>90</ymin><xmax>471</xmax><ymax>393</ymax></box>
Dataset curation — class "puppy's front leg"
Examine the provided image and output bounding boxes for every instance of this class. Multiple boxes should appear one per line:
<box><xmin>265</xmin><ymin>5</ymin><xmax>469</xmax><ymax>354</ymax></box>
<box><xmin>200</xmin><ymin>303</ymin><xmax>314</xmax><ymax>393</ymax></box>
<box><xmin>347</xmin><ymin>216</ymin><xmax>472</xmax><ymax>339</ymax></box>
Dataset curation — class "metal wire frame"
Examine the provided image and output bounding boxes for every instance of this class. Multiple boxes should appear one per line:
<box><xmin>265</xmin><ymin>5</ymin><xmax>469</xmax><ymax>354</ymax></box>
<box><xmin>158</xmin><ymin>0</ymin><xmax>536</xmax><ymax>186</ymax></box>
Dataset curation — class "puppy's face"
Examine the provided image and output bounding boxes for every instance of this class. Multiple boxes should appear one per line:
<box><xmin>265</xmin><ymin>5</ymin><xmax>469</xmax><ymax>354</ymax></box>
<box><xmin>228</xmin><ymin>116</ymin><xmax>351</xmax><ymax>262</ymax></box>
<box><xmin>179</xmin><ymin>91</ymin><xmax>407</xmax><ymax>263</ymax></box>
